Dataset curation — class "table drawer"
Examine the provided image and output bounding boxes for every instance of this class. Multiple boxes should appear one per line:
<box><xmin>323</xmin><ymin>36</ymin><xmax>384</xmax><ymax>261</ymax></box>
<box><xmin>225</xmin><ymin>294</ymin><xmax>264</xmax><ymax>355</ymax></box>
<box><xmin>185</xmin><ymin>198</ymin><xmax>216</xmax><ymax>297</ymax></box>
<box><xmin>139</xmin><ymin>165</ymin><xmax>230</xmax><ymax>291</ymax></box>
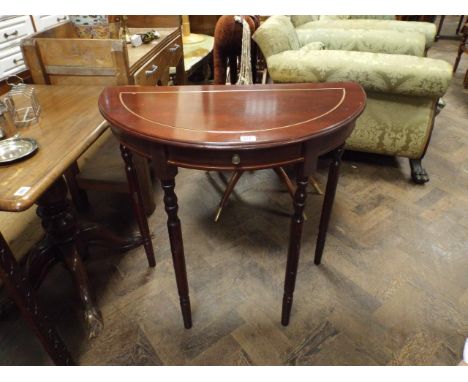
<box><xmin>167</xmin><ymin>143</ymin><xmax>304</xmax><ymax>171</ymax></box>
<box><xmin>0</xmin><ymin>16</ymin><xmax>34</xmax><ymax>51</ymax></box>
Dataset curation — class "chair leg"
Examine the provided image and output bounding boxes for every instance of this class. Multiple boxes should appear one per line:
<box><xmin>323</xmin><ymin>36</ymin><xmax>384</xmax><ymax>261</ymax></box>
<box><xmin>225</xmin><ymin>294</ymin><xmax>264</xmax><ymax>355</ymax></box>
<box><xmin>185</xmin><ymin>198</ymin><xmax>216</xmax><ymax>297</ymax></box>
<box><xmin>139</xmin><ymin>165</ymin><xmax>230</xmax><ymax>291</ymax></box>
<box><xmin>409</xmin><ymin>158</ymin><xmax>430</xmax><ymax>184</ymax></box>
<box><xmin>214</xmin><ymin>170</ymin><xmax>244</xmax><ymax>222</ymax></box>
<box><xmin>453</xmin><ymin>39</ymin><xmax>466</xmax><ymax>72</ymax></box>
<box><xmin>64</xmin><ymin>161</ymin><xmax>89</xmax><ymax>212</ymax></box>
<box><xmin>309</xmin><ymin>177</ymin><xmax>324</xmax><ymax>195</ymax></box>
<box><xmin>273</xmin><ymin>167</ymin><xmax>296</xmax><ymax>199</ymax></box>
<box><xmin>456</xmin><ymin>15</ymin><xmax>465</xmax><ymax>34</ymax></box>
<box><xmin>133</xmin><ymin>154</ymin><xmax>156</xmax><ymax>216</ymax></box>
<box><xmin>436</xmin><ymin>15</ymin><xmax>445</xmax><ymax>41</ymax></box>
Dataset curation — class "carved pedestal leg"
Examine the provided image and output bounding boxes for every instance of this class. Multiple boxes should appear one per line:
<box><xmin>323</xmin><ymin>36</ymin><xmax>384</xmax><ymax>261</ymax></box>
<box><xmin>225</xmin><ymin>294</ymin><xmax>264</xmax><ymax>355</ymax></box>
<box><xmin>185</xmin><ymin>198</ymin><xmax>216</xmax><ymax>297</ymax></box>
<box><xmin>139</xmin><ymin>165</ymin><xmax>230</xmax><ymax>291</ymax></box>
<box><xmin>36</xmin><ymin>177</ymin><xmax>103</xmax><ymax>339</ymax></box>
<box><xmin>120</xmin><ymin>144</ymin><xmax>156</xmax><ymax>267</ymax></box>
<box><xmin>76</xmin><ymin>223</ymin><xmax>143</xmax><ymax>254</ymax></box>
<box><xmin>281</xmin><ymin>171</ymin><xmax>308</xmax><ymax>326</ymax></box>
<box><xmin>64</xmin><ymin>161</ymin><xmax>89</xmax><ymax>212</ymax></box>
<box><xmin>409</xmin><ymin>158</ymin><xmax>429</xmax><ymax>184</ymax></box>
<box><xmin>61</xmin><ymin>244</ymin><xmax>103</xmax><ymax>339</ymax></box>
<box><xmin>27</xmin><ymin>237</ymin><xmax>60</xmax><ymax>289</ymax></box>
<box><xmin>0</xmin><ymin>233</ymin><xmax>74</xmax><ymax>365</ymax></box>
<box><xmin>161</xmin><ymin>178</ymin><xmax>192</xmax><ymax>329</ymax></box>
<box><xmin>314</xmin><ymin>147</ymin><xmax>344</xmax><ymax>265</ymax></box>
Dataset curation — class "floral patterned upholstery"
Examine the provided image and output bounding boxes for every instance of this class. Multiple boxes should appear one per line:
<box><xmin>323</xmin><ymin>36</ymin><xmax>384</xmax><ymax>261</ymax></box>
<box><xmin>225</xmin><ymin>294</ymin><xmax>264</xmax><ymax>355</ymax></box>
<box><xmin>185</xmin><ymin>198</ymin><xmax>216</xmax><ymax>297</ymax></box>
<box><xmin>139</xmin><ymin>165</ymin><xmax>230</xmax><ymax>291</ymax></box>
<box><xmin>296</xmin><ymin>19</ymin><xmax>436</xmax><ymax>48</ymax></box>
<box><xmin>297</xmin><ymin>28</ymin><xmax>426</xmax><ymax>56</ymax></box>
<box><xmin>251</xmin><ymin>15</ymin><xmax>300</xmax><ymax>58</ymax></box>
<box><xmin>290</xmin><ymin>15</ymin><xmax>396</xmax><ymax>28</ymax></box>
<box><xmin>320</xmin><ymin>15</ymin><xmax>396</xmax><ymax>21</ymax></box>
<box><xmin>266</xmin><ymin>50</ymin><xmax>452</xmax><ymax>97</ymax></box>
<box><xmin>345</xmin><ymin>92</ymin><xmax>436</xmax><ymax>159</ymax></box>
<box><xmin>252</xmin><ymin>16</ymin><xmax>452</xmax><ymax>159</ymax></box>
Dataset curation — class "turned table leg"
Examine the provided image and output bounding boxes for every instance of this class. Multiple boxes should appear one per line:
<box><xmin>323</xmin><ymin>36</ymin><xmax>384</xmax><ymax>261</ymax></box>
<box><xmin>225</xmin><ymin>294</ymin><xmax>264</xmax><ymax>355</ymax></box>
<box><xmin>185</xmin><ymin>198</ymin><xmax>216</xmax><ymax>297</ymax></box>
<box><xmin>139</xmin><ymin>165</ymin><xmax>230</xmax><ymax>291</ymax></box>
<box><xmin>35</xmin><ymin>177</ymin><xmax>103</xmax><ymax>338</ymax></box>
<box><xmin>0</xmin><ymin>233</ymin><xmax>74</xmax><ymax>365</ymax></box>
<box><xmin>281</xmin><ymin>170</ymin><xmax>309</xmax><ymax>326</ymax></box>
<box><xmin>120</xmin><ymin>144</ymin><xmax>156</xmax><ymax>267</ymax></box>
<box><xmin>314</xmin><ymin>146</ymin><xmax>344</xmax><ymax>265</ymax></box>
<box><xmin>161</xmin><ymin>177</ymin><xmax>192</xmax><ymax>329</ymax></box>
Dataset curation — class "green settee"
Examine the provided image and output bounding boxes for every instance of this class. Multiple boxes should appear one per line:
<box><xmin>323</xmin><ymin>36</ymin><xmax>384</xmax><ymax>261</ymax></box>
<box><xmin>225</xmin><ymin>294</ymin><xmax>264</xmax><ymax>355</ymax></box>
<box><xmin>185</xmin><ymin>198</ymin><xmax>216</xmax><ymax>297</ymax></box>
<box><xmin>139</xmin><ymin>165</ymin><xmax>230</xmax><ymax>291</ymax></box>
<box><xmin>252</xmin><ymin>16</ymin><xmax>452</xmax><ymax>183</ymax></box>
<box><xmin>290</xmin><ymin>15</ymin><xmax>436</xmax><ymax>51</ymax></box>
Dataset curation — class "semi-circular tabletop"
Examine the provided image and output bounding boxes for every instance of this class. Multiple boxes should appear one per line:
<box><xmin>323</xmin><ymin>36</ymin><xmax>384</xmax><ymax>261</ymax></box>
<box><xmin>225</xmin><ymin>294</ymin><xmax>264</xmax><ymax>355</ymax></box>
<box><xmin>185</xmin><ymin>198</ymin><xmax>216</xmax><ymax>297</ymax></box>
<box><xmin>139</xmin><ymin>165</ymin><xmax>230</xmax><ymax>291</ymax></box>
<box><xmin>98</xmin><ymin>82</ymin><xmax>366</xmax><ymax>150</ymax></box>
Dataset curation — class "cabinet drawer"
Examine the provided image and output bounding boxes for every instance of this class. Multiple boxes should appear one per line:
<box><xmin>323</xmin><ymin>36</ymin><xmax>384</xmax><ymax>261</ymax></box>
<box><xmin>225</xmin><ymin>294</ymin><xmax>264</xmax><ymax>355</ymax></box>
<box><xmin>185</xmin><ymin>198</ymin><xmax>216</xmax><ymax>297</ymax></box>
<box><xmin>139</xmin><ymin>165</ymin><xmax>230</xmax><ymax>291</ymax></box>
<box><xmin>0</xmin><ymin>16</ymin><xmax>34</xmax><ymax>51</ymax></box>
<box><xmin>32</xmin><ymin>15</ymin><xmax>69</xmax><ymax>31</ymax></box>
<box><xmin>167</xmin><ymin>37</ymin><xmax>183</xmax><ymax>66</ymax></box>
<box><xmin>133</xmin><ymin>52</ymin><xmax>167</xmax><ymax>85</ymax></box>
<box><xmin>0</xmin><ymin>46</ymin><xmax>26</xmax><ymax>80</ymax></box>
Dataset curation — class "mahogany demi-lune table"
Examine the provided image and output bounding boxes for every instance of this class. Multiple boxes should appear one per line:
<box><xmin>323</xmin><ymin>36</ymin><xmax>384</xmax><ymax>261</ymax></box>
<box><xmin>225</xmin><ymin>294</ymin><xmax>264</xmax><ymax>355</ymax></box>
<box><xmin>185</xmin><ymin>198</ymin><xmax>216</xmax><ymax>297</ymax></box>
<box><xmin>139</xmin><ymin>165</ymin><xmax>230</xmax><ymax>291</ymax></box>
<box><xmin>98</xmin><ymin>82</ymin><xmax>366</xmax><ymax>328</ymax></box>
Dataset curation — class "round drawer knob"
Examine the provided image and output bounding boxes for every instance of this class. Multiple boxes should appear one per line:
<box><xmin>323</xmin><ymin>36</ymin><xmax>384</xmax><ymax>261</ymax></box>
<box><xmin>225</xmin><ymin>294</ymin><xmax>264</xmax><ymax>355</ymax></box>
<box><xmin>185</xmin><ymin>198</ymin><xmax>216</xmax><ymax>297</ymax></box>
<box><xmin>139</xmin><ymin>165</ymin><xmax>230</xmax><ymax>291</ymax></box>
<box><xmin>232</xmin><ymin>154</ymin><xmax>241</xmax><ymax>165</ymax></box>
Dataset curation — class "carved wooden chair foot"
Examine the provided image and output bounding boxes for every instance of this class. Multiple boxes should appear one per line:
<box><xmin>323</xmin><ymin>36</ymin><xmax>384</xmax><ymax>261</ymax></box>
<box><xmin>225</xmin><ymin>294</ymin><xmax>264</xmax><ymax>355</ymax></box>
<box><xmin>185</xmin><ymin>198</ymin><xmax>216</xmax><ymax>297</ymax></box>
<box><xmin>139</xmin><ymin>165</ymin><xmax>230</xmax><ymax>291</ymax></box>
<box><xmin>410</xmin><ymin>159</ymin><xmax>429</xmax><ymax>184</ymax></box>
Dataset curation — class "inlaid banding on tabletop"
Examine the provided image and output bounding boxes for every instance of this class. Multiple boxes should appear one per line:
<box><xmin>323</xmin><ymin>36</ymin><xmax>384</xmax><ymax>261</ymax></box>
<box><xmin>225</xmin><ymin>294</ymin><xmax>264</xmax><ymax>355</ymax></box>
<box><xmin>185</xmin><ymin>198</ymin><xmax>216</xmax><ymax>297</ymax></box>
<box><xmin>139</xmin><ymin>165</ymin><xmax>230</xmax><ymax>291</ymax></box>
<box><xmin>117</xmin><ymin>87</ymin><xmax>347</xmax><ymax>134</ymax></box>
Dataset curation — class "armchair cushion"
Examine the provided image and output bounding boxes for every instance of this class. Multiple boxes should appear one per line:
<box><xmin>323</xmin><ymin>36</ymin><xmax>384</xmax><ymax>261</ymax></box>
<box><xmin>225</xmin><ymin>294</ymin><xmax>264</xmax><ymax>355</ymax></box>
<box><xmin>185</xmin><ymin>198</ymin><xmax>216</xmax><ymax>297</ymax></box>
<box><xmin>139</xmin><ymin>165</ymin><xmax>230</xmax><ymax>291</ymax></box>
<box><xmin>296</xmin><ymin>19</ymin><xmax>436</xmax><ymax>48</ymax></box>
<box><xmin>320</xmin><ymin>15</ymin><xmax>396</xmax><ymax>21</ymax></box>
<box><xmin>267</xmin><ymin>49</ymin><xmax>452</xmax><ymax>97</ymax></box>
<box><xmin>300</xmin><ymin>41</ymin><xmax>325</xmax><ymax>52</ymax></box>
<box><xmin>297</xmin><ymin>28</ymin><xmax>426</xmax><ymax>56</ymax></box>
<box><xmin>251</xmin><ymin>15</ymin><xmax>300</xmax><ymax>58</ymax></box>
<box><xmin>291</xmin><ymin>15</ymin><xmax>396</xmax><ymax>27</ymax></box>
<box><xmin>290</xmin><ymin>15</ymin><xmax>319</xmax><ymax>27</ymax></box>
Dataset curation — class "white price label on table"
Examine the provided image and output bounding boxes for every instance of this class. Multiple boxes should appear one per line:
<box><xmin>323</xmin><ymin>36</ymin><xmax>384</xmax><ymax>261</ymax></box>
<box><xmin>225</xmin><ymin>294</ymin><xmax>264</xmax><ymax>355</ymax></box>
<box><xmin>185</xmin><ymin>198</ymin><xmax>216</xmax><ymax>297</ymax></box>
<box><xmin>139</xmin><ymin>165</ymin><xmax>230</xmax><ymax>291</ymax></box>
<box><xmin>240</xmin><ymin>135</ymin><xmax>256</xmax><ymax>142</ymax></box>
<box><xmin>14</xmin><ymin>186</ymin><xmax>31</xmax><ymax>196</ymax></box>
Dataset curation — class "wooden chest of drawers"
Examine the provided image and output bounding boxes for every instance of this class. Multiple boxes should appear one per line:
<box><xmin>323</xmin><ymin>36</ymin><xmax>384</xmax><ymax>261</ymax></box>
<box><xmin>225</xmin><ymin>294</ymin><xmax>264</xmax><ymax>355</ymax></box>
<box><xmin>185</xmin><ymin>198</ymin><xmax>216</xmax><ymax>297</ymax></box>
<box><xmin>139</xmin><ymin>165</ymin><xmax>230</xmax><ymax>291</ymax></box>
<box><xmin>0</xmin><ymin>16</ymin><xmax>34</xmax><ymax>80</ymax></box>
<box><xmin>0</xmin><ymin>15</ymin><xmax>71</xmax><ymax>81</ymax></box>
<box><xmin>21</xmin><ymin>21</ymin><xmax>185</xmax><ymax>86</ymax></box>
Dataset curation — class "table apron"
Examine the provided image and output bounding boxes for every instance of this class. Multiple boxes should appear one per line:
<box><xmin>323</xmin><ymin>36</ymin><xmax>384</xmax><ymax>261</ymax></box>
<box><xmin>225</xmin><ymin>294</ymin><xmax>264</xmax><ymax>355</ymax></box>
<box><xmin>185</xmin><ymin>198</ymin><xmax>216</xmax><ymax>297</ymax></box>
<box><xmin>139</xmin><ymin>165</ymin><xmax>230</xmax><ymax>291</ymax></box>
<box><xmin>112</xmin><ymin>121</ymin><xmax>356</xmax><ymax>175</ymax></box>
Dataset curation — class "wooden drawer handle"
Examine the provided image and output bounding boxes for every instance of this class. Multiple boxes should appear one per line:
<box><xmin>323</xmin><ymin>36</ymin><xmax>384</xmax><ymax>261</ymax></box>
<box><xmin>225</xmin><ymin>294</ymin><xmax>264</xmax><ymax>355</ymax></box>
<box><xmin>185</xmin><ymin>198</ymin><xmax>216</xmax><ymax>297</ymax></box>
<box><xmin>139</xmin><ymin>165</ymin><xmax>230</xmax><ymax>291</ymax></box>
<box><xmin>4</xmin><ymin>30</ymin><xmax>18</xmax><ymax>39</ymax></box>
<box><xmin>57</xmin><ymin>16</ymin><xmax>67</xmax><ymax>22</ymax></box>
<box><xmin>13</xmin><ymin>58</ymin><xmax>24</xmax><ymax>65</ymax></box>
<box><xmin>231</xmin><ymin>154</ymin><xmax>241</xmax><ymax>165</ymax></box>
<box><xmin>145</xmin><ymin>65</ymin><xmax>159</xmax><ymax>77</ymax></box>
<box><xmin>169</xmin><ymin>44</ymin><xmax>180</xmax><ymax>53</ymax></box>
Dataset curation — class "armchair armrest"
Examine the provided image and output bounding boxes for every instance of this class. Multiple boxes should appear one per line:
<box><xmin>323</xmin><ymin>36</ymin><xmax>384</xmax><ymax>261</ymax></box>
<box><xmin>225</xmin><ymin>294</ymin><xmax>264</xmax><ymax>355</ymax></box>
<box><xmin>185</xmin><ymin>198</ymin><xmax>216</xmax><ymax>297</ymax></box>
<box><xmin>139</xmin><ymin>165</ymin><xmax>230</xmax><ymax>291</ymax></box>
<box><xmin>297</xmin><ymin>29</ymin><xmax>426</xmax><ymax>56</ymax></box>
<box><xmin>267</xmin><ymin>50</ymin><xmax>452</xmax><ymax>98</ymax></box>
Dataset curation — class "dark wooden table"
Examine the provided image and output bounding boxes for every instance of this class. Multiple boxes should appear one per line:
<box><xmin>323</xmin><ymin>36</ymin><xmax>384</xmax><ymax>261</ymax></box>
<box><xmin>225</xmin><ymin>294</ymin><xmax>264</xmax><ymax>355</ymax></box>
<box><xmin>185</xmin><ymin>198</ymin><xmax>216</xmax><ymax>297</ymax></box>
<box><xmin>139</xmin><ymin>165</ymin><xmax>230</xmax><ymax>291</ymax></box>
<box><xmin>99</xmin><ymin>83</ymin><xmax>366</xmax><ymax>327</ymax></box>
<box><xmin>0</xmin><ymin>85</ymin><xmax>150</xmax><ymax>364</ymax></box>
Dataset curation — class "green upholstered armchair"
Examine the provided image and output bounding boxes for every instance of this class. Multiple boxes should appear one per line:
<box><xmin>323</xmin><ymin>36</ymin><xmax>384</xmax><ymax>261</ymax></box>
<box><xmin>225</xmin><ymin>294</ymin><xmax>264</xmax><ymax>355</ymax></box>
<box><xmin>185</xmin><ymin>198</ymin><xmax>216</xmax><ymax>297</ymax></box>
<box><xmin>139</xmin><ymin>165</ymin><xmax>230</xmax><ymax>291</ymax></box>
<box><xmin>253</xmin><ymin>16</ymin><xmax>452</xmax><ymax>184</ymax></box>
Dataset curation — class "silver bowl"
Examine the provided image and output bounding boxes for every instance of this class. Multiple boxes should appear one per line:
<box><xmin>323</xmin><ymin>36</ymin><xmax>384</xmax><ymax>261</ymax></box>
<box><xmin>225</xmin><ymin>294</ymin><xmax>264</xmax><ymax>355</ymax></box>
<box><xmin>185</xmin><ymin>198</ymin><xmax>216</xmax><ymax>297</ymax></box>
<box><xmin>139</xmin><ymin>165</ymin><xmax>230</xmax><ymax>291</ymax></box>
<box><xmin>0</xmin><ymin>137</ymin><xmax>39</xmax><ymax>164</ymax></box>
